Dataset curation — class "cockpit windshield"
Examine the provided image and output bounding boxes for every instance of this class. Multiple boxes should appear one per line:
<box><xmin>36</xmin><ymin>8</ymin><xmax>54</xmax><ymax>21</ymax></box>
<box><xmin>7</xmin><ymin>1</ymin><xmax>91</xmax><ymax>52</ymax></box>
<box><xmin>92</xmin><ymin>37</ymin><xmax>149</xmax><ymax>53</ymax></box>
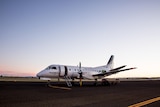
<box><xmin>51</xmin><ymin>67</ymin><xmax>57</xmax><ymax>69</ymax></box>
<box><xmin>45</xmin><ymin>66</ymin><xmax>57</xmax><ymax>70</ymax></box>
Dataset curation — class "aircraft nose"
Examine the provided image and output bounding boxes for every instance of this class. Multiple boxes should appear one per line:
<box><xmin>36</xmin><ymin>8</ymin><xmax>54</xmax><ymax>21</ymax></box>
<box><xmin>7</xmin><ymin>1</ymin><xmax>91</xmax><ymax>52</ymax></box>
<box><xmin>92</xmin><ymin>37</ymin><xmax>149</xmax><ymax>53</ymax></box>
<box><xmin>36</xmin><ymin>72</ymin><xmax>40</xmax><ymax>77</ymax></box>
<box><xmin>36</xmin><ymin>72</ymin><xmax>41</xmax><ymax>79</ymax></box>
<box><xmin>36</xmin><ymin>71</ymin><xmax>43</xmax><ymax>78</ymax></box>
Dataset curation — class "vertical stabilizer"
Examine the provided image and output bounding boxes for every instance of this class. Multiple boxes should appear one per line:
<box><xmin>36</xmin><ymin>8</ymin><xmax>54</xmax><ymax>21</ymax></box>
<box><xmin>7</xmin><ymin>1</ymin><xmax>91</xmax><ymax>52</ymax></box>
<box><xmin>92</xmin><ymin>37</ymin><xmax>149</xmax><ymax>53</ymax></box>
<box><xmin>106</xmin><ymin>55</ymin><xmax>114</xmax><ymax>70</ymax></box>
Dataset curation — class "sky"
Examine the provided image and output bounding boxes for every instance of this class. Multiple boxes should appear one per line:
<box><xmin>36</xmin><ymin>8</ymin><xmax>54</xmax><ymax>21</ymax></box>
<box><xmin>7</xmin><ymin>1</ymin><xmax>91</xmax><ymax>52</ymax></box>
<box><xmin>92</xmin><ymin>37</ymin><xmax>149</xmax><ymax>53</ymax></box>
<box><xmin>0</xmin><ymin>0</ymin><xmax>160</xmax><ymax>77</ymax></box>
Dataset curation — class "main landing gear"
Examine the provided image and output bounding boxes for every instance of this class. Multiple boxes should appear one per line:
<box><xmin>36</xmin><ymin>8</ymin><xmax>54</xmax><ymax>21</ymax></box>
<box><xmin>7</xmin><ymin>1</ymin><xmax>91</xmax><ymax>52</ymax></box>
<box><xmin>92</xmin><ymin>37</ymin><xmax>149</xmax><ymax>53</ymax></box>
<box><xmin>101</xmin><ymin>79</ymin><xmax>120</xmax><ymax>86</ymax></box>
<box><xmin>94</xmin><ymin>79</ymin><xmax>98</xmax><ymax>86</ymax></box>
<box><xmin>101</xmin><ymin>79</ymin><xmax>110</xmax><ymax>86</ymax></box>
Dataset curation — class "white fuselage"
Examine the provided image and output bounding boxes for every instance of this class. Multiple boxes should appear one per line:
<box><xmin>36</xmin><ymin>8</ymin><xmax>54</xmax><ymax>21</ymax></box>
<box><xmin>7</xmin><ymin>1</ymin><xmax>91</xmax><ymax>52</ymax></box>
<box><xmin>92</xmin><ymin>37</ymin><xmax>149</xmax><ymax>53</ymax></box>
<box><xmin>37</xmin><ymin>64</ymin><xmax>109</xmax><ymax>80</ymax></box>
<box><xmin>36</xmin><ymin>55</ymin><xmax>136</xmax><ymax>82</ymax></box>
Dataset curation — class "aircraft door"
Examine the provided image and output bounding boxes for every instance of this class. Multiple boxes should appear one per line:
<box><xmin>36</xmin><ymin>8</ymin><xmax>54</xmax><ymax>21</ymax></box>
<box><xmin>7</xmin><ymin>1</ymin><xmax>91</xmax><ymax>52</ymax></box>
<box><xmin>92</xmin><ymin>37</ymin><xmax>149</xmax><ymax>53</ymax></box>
<box><xmin>64</xmin><ymin>66</ymin><xmax>68</xmax><ymax>76</ymax></box>
<box><xmin>59</xmin><ymin>65</ymin><xmax>67</xmax><ymax>77</ymax></box>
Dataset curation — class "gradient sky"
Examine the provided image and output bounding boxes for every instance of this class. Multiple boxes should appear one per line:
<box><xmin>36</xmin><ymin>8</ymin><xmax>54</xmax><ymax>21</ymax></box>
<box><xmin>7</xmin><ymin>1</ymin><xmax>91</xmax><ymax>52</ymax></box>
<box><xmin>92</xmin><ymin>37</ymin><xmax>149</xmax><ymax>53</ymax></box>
<box><xmin>0</xmin><ymin>0</ymin><xmax>160</xmax><ymax>77</ymax></box>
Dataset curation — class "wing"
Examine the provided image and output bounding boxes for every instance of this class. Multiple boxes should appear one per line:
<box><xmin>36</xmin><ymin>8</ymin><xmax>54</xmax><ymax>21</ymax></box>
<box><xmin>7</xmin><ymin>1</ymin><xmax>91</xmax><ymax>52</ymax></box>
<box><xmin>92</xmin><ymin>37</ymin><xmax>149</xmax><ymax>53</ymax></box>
<box><xmin>93</xmin><ymin>67</ymin><xmax>136</xmax><ymax>77</ymax></box>
<box><xmin>110</xmin><ymin>65</ymin><xmax>126</xmax><ymax>71</ymax></box>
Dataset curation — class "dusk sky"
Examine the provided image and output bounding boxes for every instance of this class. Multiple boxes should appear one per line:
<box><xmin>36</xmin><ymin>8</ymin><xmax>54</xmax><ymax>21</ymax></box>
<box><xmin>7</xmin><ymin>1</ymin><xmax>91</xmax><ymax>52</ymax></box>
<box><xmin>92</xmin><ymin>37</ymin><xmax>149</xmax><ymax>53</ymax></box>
<box><xmin>0</xmin><ymin>0</ymin><xmax>160</xmax><ymax>77</ymax></box>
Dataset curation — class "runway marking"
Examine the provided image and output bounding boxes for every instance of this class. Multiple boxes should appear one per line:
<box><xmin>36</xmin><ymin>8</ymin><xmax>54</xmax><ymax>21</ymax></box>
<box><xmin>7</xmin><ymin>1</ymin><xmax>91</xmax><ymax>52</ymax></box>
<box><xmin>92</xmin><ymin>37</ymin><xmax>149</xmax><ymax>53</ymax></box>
<box><xmin>128</xmin><ymin>96</ymin><xmax>160</xmax><ymax>107</ymax></box>
<box><xmin>48</xmin><ymin>84</ymin><xmax>72</xmax><ymax>90</ymax></box>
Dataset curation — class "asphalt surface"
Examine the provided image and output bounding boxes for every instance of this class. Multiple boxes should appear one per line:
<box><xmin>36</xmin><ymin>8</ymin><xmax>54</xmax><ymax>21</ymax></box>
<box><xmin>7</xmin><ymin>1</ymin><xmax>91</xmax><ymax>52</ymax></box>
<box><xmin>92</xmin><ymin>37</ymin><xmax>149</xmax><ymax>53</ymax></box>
<box><xmin>0</xmin><ymin>80</ymin><xmax>160</xmax><ymax>107</ymax></box>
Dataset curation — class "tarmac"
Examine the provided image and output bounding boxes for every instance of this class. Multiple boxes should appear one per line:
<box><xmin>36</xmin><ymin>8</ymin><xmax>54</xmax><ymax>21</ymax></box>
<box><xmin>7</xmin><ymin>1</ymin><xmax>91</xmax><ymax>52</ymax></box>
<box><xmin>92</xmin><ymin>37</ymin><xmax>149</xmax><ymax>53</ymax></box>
<box><xmin>0</xmin><ymin>80</ymin><xmax>160</xmax><ymax>107</ymax></box>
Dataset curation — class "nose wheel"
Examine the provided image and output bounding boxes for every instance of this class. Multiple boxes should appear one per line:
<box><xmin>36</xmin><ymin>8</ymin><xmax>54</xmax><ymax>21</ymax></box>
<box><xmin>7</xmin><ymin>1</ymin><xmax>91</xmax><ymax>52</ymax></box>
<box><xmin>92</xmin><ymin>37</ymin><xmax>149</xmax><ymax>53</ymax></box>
<box><xmin>94</xmin><ymin>79</ymin><xmax>98</xmax><ymax>86</ymax></box>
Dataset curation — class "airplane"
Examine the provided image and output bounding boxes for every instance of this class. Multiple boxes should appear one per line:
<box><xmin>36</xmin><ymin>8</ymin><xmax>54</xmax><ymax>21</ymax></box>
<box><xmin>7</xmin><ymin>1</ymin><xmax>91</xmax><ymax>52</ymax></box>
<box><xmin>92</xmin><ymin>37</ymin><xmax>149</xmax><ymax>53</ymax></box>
<box><xmin>37</xmin><ymin>55</ymin><xmax>136</xmax><ymax>87</ymax></box>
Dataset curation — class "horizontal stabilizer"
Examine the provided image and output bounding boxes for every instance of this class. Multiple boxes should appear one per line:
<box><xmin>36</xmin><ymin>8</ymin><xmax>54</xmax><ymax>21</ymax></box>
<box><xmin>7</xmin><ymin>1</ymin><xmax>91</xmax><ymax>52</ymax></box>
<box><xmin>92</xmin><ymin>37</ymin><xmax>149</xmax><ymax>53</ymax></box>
<box><xmin>116</xmin><ymin>67</ymin><xmax>137</xmax><ymax>72</ymax></box>
<box><xmin>93</xmin><ymin>67</ymin><xmax>137</xmax><ymax>77</ymax></box>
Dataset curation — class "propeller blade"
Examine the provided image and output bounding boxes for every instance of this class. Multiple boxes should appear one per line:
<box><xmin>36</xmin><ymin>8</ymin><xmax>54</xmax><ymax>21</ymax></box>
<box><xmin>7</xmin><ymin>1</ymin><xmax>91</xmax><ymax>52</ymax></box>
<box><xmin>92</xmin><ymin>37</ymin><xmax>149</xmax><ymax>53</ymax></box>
<box><xmin>79</xmin><ymin>62</ymin><xmax>82</xmax><ymax>86</ymax></box>
<box><xmin>78</xmin><ymin>62</ymin><xmax>82</xmax><ymax>73</ymax></box>
<box><xmin>79</xmin><ymin>62</ymin><xmax>81</xmax><ymax>70</ymax></box>
<box><xmin>78</xmin><ymin>62</ymin><xmax>83</xmax><ymax>86</ymax></box>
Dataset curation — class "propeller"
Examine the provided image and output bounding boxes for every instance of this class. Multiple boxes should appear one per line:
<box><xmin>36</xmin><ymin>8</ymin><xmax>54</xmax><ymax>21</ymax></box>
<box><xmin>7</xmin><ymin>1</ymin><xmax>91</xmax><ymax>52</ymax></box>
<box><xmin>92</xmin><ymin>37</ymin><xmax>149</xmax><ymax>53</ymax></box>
<box><xmin>78</xmin><ymin>62</ymin><xmax>82</xmax><ymax>77</ymax></box>
<box><xmin>78</xmin><ymin>62</ymin><xmax>83</xmax><ymax>86</ymax></box>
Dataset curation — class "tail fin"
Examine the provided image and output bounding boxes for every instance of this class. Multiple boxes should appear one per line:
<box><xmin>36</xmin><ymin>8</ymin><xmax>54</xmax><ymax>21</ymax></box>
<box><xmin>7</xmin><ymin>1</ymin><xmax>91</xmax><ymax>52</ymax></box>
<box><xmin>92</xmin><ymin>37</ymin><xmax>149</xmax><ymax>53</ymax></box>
<box><xmin>106</xmin><ymin>55</ymin><xmax>114</xmax><ymax>70</ymax></box>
